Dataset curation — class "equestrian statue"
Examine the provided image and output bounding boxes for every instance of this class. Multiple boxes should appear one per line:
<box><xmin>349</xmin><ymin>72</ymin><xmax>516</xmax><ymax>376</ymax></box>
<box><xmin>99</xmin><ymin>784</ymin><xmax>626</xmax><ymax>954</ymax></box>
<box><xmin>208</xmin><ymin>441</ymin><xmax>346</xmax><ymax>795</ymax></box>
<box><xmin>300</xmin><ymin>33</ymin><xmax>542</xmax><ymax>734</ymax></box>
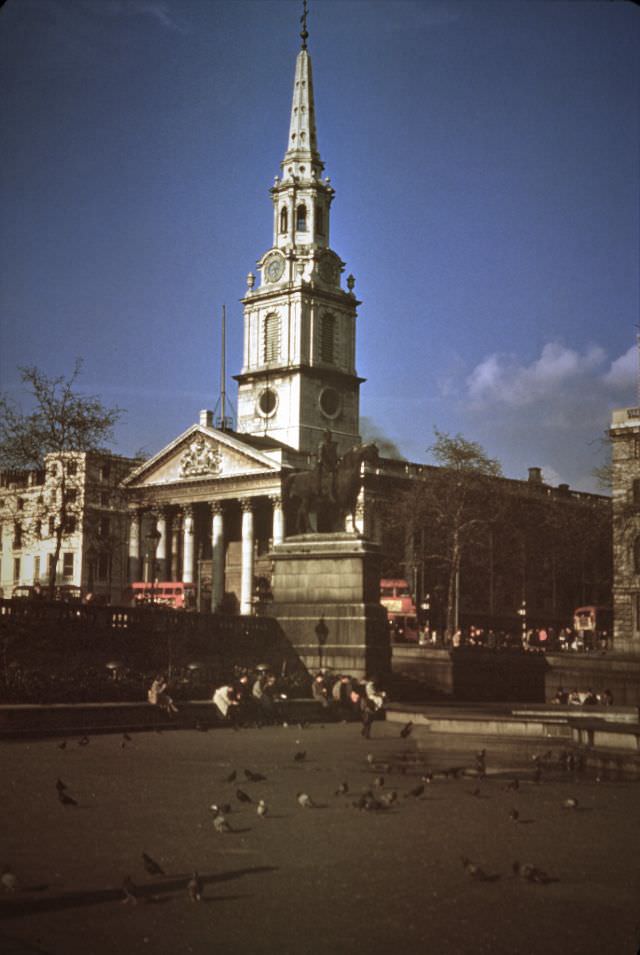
<box><xmin>284</xmin><ymin>430</ymin><xmax>379</xmax><ymax>535</ymax></box>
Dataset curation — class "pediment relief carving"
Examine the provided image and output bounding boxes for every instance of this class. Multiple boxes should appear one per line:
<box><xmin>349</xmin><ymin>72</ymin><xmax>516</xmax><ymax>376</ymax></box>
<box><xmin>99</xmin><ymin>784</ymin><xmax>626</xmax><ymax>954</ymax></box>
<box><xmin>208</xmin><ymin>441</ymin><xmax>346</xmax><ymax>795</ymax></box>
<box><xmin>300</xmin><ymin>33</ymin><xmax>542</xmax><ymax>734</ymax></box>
<box><xmin>179</xmin><ymin>435</ymin><xmax>222</xmax><ymax>478</ymax></box>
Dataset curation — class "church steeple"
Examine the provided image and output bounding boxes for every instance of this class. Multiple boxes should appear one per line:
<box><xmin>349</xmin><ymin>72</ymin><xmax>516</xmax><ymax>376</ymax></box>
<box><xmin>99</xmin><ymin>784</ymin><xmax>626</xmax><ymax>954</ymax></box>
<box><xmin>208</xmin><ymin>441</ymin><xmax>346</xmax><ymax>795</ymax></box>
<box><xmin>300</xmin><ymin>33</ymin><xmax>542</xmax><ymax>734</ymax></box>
<box><xmin>235</xmin><ymin>8</ymin><xmax>363</xmax><ymax>456</ymax></box>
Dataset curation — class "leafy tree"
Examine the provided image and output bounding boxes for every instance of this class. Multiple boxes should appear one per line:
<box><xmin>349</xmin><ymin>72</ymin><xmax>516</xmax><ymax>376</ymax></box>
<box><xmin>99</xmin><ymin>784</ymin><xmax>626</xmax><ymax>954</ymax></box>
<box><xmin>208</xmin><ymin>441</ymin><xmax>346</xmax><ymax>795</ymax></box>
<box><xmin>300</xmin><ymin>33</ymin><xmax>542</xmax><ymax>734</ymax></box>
<box><xmin>0</xmin><ymin>361</ymin><xmax>124</xmax><ymax>589</ymax></box>
<box><xmin>392</xmin><ymin>429</ymin><xmax>504</xmax><ymax>637</ymax></box>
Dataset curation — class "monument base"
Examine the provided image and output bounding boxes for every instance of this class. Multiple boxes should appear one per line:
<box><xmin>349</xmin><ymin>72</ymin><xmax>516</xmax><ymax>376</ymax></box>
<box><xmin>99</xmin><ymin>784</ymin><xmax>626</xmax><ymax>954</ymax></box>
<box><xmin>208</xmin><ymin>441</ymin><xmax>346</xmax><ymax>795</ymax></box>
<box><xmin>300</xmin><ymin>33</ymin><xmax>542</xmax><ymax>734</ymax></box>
<box><xmin>269</xmin><ymin>533</ymin><xmax>390</xmax><ymax>679</ymax></box>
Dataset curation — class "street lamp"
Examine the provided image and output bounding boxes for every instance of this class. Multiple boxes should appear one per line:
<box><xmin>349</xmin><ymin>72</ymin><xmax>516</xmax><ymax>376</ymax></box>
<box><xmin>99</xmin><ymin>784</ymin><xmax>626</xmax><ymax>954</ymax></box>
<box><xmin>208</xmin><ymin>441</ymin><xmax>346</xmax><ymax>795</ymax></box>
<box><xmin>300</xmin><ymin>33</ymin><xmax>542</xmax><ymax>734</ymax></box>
<box><xmin>518</xmin><ymin>600</ymin><xmax>527</xmax><ymax>645</ymax></box>
<box><xmin>146</xmin><ymin>523</ymin><xmax>162</xmax><ymax>606</ymax></box>
<box><xmin>420</xmin><ymin>593</ymin><xmax>431</xmax><ymax>644</ymax></box>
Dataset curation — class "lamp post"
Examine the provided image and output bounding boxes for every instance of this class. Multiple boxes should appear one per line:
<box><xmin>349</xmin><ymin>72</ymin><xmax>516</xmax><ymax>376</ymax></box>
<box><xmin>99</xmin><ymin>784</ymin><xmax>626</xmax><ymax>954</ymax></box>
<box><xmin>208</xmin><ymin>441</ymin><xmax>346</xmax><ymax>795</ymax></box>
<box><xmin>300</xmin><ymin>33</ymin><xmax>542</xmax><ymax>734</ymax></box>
<box><xmin>315</xmin><ymin>616</ymin><xmax>329</xmax><ymax>672</ymax></box>
<box><xmin>420</xmin><ymin>593</ymin><xmax>431</xmax><ymax>645</ymax></box>
<box><xmin>146</xmin><ymin>522</ymin><xmax>162</xmax><ymax>606</ymax></box>
<box><xmin>518</xmin><ymin>600</ymin><xmax>527</xmax><ymax>646</ymax></box>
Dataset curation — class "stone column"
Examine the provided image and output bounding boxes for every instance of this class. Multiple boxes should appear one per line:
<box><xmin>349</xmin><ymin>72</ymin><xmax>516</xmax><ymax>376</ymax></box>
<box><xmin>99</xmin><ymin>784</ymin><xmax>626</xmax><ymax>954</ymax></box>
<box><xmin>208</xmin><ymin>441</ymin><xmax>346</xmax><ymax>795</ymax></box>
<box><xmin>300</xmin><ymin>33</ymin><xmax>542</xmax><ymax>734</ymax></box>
<box><xmin>156</xmin><ymin>509</ymin><xmax>169</xmax><ymax>581</ymax></box>
<box><xmin>271</xmin><ymin>494</ymin><xmax>284</xmax><ymax>545</ymax></box>
<box><xmin>210</xmin><ymin>502</ymin><xmax>225</xmax><ymax>612</ymax></box>
<box><xmin>240</xmin><ymin>499</ymin><xmax>254</xmax><ymax>616</ymax></box>
<box><xmin>128</xmin><ymin>509</ymin><xmax>142</xmax><ymax>582</ymax></box>
<box><xmin>170</xmin><ymin>512</ymin><xmax>180</xmax><ymax>581</ymax></box>
<box><xmin>182</xmin><ymin>506</ymin><xmax>195</xmax><ymax>584</ymax></box>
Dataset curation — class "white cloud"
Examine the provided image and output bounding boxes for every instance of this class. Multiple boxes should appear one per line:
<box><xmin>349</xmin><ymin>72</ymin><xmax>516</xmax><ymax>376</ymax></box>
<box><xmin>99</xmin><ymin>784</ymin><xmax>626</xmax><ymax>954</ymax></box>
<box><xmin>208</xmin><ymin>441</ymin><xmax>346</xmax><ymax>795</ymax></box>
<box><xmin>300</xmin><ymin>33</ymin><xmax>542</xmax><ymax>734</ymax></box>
<box><xmin>466</xmin><ymin>342</ymin><xmax>606</xmax><ymax>408</ymax></box>
<box><xmin>603</xmin><ymin>345</ymin><xmax>636</xmax><ymax>391</ymax></box>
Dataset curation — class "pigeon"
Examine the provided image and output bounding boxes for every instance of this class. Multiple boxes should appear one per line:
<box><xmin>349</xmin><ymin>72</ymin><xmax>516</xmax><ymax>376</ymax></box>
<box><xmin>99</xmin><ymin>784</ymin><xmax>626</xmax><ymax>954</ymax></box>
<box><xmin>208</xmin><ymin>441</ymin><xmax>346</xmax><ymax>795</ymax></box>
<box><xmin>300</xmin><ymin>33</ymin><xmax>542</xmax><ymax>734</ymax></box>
<box><xmin>187</xmin><ymin>871</ymin><xmax>203</xmax><ymax>901</ymax></box>
<box><xmin>257</xmin><ymin>799</ymin><xmax>268</xmax><ymax>818</ymax></box>
<box><xmin>55</xmin><ymin>778</ymin><xmax>67</xmax><ymax>793</ymax></box>
<box><xmin>236</xmin><ymin>788</ymin><xmax>252</xmax><ymax>804</ymax></box>
<box><xmin>293</xmin><ymin>750</ymin><xmax>307</xmax><ymax>762</ymax></box>
<box><xmin>379</xmin><ymin>790</ymin><xmax>397</xmax><ymax>808</ymax></box>
<box><xmin>373</xmin><ymin>776</ymin><xmax>385</xmax><ymax>788</ymax></box>
<box><xmin>461</xmin><ymin>856</ymin><xmax>491</xmax><ymax>881</ymax></box>
<box><xmin>509</xmin><ymin>809</ymin><xmax>520</xmax><ymax>823</ymax></box>
<box><xmin>404</xmin><ymin>784</ymin><xmax>424</xmax><ymax>799</ymax></box>
<box><xmin>422</xmin><ymin>773</ymin><xmax>433</xmax><ymax>785</ymax></box>
<box><xmin>400</xmin><ymin>721</ymin><xmax>413</xmax><ymax>739</ymax></box>
<box><xmin>362</xmin><ymin>794</ymin><xmax>385</xmax><ymax>811</ymax></box>
<box><xmin>366</xmin><ymin>753</ymin><xmax>375</xmax><ymax>765</ymax></box>
<box><xmin>210</xmin><ymin>803</ymin><xmax>231</xmax><ymax>816</ymax></box>
<box><xmin>297</xmin><ymin>792</ymin><xmax>316</xmax><ymax>808</ymax></box>
<box><xmin>78</xmin><ymin>736</ymin><xmax>90</xmax><ymax>747</ymax></box>
<box><xmin>225</xmin><ymin>770</ymin><xmax>237</xmax><ymax>783</ymax></box>
<box><xmin>213</xmin><ymin>814</ymin><xmax>232</xmax><ymax>833</ymax></box>
<box><xmin>562</xmin><ymin>797</ymin><xmax>579</xmax><ymax>811</ymax></box>
<box><xmin>505</xmin><ymin>778</ymin><xmax>520</xmax><ymax>792</ymax></box>
<box><xmin>1</xmin><ymin>867</ymin><xmax>18</xmax><ymax>893</ymax></box>
<box><xmin>513</xmin><ymin>861</ymin><xmax>553</xmax><ymax>884</ymax></box>
<box><xmin>142</xmin><ymin>852</ymin><xmax>164</xmax><ymax>876</ymax></box>
<box><xmin>58</xmin><ymin>789</ymin><xmax>78</xmax><ymax>807</ymax></box>
<box><xmin>334</xmin><ymin>782</ymin><xmax>349</xmax><ymax>796</ymax></box>
<box><xmin>244</xmin><ymin>769</ymin><xmax>266</xmax><ymax>782</ymax></box>
<box><xmin>121</xmin><ymin>876</ymin><xmax>138</xmax><ymax>904</ymax></box>
<box><xmin>57</xmin><ymin>741</ymin><xmax>67</xmax><ymax>750</ymax></box>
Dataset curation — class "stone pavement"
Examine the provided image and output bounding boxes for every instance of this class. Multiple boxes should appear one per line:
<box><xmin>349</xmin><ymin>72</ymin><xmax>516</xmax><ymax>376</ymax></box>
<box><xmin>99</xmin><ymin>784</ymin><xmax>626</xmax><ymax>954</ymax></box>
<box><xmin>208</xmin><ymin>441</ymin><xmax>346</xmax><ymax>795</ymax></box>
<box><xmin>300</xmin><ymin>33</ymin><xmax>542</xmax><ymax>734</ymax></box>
<box><xmin>1</xmin><ymin>722</ymin><xmax>639</xmax><ymax>955</ymax></box>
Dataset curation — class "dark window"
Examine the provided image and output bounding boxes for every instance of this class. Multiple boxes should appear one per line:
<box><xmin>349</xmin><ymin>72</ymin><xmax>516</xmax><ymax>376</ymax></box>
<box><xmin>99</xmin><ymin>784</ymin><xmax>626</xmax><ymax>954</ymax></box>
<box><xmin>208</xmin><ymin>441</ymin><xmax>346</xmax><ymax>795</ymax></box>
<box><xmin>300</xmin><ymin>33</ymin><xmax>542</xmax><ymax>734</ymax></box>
<box><xmin>315</xmin><ymin>205</ymin><xmax>324</xmax><ymax>235</ymax></box>
<box><xmin>634</xmin><ymin>537</ymin><xmax>640</xmax><ymax>574</ymax></box>
<box><xmin>100</xmin><ymin>464</ymin><xmax>111</xmax><ymax>482</ymax></box>
<box><xmin>48</xmin><ymin>516</ymin><xmax>56</xmax><ymax>536</ymax></box>
<box><xmin>633</xmin><ymin>478</ymin><xmax>640</xmax><ymax>504</ymax></box>
<box><xmin>263</xmin><ymin>313</ymin><xmax>280</xmax><ymax>363</ymax></box>
<box><xmin>64</xmin><ymin>515</ymin><xmax>77</xmax><ymax>535</ymax></box>
<box><xmin>62</xmin><ymin>552</ymin><xmax>74</xmax><ymax>579</ymax></box>
<box><xmin>34</xmin><ymin>519</ymin><xmax>42</xmax><ymax>539</ymax></box>
<box><xmin>280</xmin><ymin>206</ymin><xmax>288</xmax><ymax>233</ymax></box>
<box><xmin>99</xmin><ymin>516</ymin><xmax>110</xmax><ymax>539</ymax></box>
<box><xmin>16</xmin><ymin>497</ymin><xmax>24</xmax><ymax>511</ymax></box>
<box><xmin>13</xmin><ymin>557</ymin><xmax>21</xmax><ymax>583</ymax></box>
<box><xmin>66</xmin><ymin>460</ymin><xmax>78</xmax><ymax>476</ymax></box>
<box><xmin>296</xmin><ymin>204</ymin><xmax>307</xmax><ymax>231</ymax></box>
<box><xmin>320</xmin><ymin>313</ymin><xmax>335</xmax><ymax>363</ymax></box>
<box><xmin>13</xmin><ymin>522</ymin><xmax>22</xmax><ymax>549</ymax></box>
<box><xmin>65</xmin><ymin>488</ymin><xmax>77</xmax><ymax>505</ymax></box>
<box><xmin>33</xmin><ymin>556</ymin><xmax>40</xmax><ymax>582</ymax></box>
<box><xmin>97</xmin><ymin>553</ymin><xmax>110</xmax><ymax>581</ymax></box>
<box><xmin>100</xmin><ymin>490</ymin><xmax>110</xmax><ymax>506</ymax></box>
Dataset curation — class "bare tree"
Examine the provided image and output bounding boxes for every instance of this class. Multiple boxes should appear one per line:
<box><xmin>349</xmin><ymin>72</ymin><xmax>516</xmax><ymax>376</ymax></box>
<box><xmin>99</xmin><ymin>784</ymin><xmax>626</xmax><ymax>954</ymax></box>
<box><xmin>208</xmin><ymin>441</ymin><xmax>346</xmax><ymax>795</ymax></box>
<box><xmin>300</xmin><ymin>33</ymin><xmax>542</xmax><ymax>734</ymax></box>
<box><xmin>0</xmin><ymin>361</ymin><xmax>124</xmax><ymax>590</ymax></box>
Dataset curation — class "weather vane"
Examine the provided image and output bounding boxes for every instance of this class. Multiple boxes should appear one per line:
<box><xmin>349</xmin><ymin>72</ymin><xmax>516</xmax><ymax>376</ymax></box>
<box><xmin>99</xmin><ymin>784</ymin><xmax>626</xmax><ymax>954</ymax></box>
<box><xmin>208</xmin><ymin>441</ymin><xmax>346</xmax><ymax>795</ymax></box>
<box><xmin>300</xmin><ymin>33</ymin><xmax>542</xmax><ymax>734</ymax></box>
<box><xmin>300</xmin><ymin>0</ymin><xmax>309</xmax><ymax>50</ymax></box>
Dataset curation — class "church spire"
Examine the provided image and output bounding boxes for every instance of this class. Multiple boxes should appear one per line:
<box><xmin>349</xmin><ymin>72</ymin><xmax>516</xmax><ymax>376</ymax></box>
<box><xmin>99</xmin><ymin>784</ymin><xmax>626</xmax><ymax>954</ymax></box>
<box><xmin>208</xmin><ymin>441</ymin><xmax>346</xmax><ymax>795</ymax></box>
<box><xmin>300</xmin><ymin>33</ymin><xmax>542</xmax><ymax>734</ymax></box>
<box><xmin>281</xmin><ymin>12</ymin><xmax>323</xmax><ymax>182</ymax></box>
<box><xmin>300</xmin><ymin>0</ymin><xmax>309</xmax><ymax>51</ymax></box>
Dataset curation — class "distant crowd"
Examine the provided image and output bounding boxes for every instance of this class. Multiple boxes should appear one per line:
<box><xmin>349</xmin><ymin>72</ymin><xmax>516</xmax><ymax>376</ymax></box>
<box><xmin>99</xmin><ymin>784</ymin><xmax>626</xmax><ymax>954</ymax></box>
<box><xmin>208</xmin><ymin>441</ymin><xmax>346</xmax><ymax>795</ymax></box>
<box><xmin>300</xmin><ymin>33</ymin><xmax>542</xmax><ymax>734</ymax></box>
<box><xmin>416</xmin><ymin>625</ymin><xmax>610</xmax><ymax>653</ymax></box>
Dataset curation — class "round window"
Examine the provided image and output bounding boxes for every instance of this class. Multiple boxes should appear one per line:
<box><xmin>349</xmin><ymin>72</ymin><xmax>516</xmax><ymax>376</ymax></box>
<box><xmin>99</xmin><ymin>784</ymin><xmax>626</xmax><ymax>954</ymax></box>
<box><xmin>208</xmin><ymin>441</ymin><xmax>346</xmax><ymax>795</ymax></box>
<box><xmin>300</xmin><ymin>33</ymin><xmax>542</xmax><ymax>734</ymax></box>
<box><xmin>319</xmin><ymin>387</ymin><xmax>341</xmax><ymax>418</ymax></box>
<box><xmin>258</xmin><ymin>388</ymin><xmax>277</xmax><ymax>417</ymax></box>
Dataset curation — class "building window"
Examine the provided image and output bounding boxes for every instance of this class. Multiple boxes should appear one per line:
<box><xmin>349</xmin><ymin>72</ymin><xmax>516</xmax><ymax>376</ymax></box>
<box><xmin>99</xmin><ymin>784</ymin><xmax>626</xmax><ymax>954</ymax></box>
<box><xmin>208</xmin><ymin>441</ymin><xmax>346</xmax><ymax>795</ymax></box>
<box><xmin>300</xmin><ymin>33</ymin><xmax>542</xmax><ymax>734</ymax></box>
<box><xmin>48</xmin><ymin>554</ymin><xmax>55</xmax><ymax>579</ymax></box>
<box><xmin>48</xmin><ymin>516</ymin><xmax>56</xmax><ymax>537</ymax></box>
<box><xmin>634</xmin><ymin>537</ymin><xmax>640</xmax><ymax>574</ymax></box>
<box><xmin>97</xmin><ymin>553</ymin><xmax>110</xmax><ymax>581</ymax></box>
<box><xmin>16</xmin><ymin>497</ymin><xmax>24</xmax><ymax>511</ymax></box>
<box><xmin>66</xmin><ymin>460</ymin><xmax>78</xmax><ymax>476</ymax></box>
<box><xmin>99</xmin><ymin>516</ymin><xmax>111</xmax><ymax>539</ymax></box>
<box><xmin>0</xmin><ymin>524</ymin><xmax>3</xmax><ymax>551</ymax></box>
<box><xmin>100</xmin><ymin>490</ymin><xmax>110</xmax><ymax>506</ymax></box>
<box><xmin>633</xmin><ymin>479</ymin><xmax>640</xmax><ymax>504</ymax></box>
<box><xmin>296</xmin><ymin>204</ymin><xmax>307</xmax><ymax>231</ymax></box>
<box><xmin>315</xmin><ymin>205</ymin><xmax>324</xmax><ymax>235</ymax></box>
<box><xmin>34</xmin><ymin>519</ymin><xmax>42</xmax><ymax>539</ymax></box>
<box><xmin>64</xmin><ymin>515</ymin><xmax>77</xmax><ymax>535</ymax></box>
<box><xmin>13</xmin><ymin>557</ymin><xmax>21</xmax><ymax>583</ymax></box>
<box><xmin>263</xmin><ymin>313</ymin><xmax>280</xmax><ymax>363</ymax></box>
<box><xmin>62</xmin><ymin>552</ymin><xmax>74</xmax><ymax>579</ymax></box>
<box><xmin>280</xmin><ymin>206</ymin><xmax>288</xmax><ymax>233</ymax></box>
<box><xmin>65</xmin><ymin>488</ymin><xmax>77</xmax><ymax>505</ymax></box>
<box><xmin>13</xmin><ymin>522</ymin><xmax>22</xmax><ymax>549</ymax></box>
<box><xmin>33</xmin><ymin>556</ymin><xmax>40</xmax><ymax>582</ymax></box>
<box><xmin>320</xmin><ymin>313</ymin><xmax>336</xmax><ymax>364</ymax></box>
<box><xmin>100</xmin><ymin>464</ymin><xmax>111</xmax><ymax>482</ymax></box>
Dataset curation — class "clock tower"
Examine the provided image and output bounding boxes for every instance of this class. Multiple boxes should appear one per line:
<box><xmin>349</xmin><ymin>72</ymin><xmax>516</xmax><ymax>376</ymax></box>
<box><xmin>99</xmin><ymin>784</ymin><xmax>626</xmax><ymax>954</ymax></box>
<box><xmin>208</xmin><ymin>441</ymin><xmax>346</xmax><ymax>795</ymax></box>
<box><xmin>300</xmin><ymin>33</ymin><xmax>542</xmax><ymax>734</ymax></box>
<box><xmin>234</xmin><ymin>20</ymin><xmax>363</xmax><ymax>456</ymax></box>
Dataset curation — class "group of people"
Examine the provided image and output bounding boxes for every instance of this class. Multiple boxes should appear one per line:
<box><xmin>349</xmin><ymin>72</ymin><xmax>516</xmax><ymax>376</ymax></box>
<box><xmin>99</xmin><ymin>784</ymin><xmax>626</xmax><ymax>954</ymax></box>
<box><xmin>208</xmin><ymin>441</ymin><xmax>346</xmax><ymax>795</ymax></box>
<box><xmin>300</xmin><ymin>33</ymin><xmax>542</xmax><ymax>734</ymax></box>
<box><xmin>426</xmin><ymin>625</ymin><xmax>610</xmax><ymax>654</ymax></box>
<box><xmin>147</xmin><ymin>667</ymin><xmax>388</xmax><ymax>737</ymax></box>
<box><xmin>552</xmin><ymin>686</ymin><xmax>614</xmax><ymax>706</ymax></box>
<box><xmin>310</xmin><ymin>671</ymin><xmax>387</xmax><ymax>738</ymax></box>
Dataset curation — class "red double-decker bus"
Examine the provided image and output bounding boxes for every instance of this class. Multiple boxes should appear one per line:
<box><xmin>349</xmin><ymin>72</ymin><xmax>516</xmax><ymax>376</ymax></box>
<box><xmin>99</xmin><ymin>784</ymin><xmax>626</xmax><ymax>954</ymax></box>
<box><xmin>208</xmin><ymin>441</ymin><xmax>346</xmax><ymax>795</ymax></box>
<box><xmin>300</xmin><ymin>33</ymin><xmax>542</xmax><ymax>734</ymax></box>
<box><xmin>380</xmin><ymin>578</ymin><xmax>419</xmax><ymax>641</ymax></box>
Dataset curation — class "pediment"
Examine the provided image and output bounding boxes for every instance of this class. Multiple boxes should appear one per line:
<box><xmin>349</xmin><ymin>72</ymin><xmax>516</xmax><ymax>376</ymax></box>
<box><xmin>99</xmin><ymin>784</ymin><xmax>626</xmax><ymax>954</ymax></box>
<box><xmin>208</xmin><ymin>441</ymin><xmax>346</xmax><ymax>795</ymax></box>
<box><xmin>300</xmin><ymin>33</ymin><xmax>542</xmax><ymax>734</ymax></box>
<box><xmin>124</xmin><ymin>425</ymin><xmax>283</xmax><ymax>489</ymax></box>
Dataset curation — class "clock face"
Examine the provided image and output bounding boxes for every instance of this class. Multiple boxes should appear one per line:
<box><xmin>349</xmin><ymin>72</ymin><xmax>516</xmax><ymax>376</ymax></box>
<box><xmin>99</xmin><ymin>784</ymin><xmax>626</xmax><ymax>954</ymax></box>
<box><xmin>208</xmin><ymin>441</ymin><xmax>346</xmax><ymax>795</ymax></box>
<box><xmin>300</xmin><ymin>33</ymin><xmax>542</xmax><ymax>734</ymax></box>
<box><xmin>318</xmin><ymin>255</ymin><xmax>338</xmax><ymax>284</ymax></box>
<box><xmin>265</xmin><ymin>255</ymin><xmax>285</xmax><ymax>283</ymax></box>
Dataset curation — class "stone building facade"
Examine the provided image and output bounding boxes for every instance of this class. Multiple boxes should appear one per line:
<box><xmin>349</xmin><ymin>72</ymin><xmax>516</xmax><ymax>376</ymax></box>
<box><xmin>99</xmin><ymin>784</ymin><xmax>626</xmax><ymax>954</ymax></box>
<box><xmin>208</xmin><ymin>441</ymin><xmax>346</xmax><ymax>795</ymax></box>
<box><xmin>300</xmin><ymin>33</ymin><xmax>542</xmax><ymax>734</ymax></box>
<box><xmin>610</xmin><ymin>406</ymin><xmax>640</xmax><ymax>652</ymax></box>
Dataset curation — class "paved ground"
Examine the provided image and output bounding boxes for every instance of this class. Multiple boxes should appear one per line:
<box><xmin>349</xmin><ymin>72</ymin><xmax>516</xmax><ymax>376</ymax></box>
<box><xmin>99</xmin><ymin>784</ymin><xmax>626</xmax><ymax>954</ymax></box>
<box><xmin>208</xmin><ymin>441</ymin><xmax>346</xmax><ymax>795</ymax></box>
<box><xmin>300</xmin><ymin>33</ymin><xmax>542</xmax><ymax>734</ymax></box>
<box><xmin>1</xmin><ymin>721</ymin><xmax>639</xmax><ymax>955</ymax></box>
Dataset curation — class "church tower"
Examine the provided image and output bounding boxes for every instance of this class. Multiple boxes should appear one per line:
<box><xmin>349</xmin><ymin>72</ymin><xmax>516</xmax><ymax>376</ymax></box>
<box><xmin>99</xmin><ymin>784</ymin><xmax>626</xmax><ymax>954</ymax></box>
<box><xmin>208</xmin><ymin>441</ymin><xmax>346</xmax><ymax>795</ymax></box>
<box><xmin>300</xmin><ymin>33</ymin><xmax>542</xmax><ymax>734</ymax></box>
<box><xmin>234</xmin><ymin>14</ymin><xmax>363</xmax><ymax>456</ymax></box>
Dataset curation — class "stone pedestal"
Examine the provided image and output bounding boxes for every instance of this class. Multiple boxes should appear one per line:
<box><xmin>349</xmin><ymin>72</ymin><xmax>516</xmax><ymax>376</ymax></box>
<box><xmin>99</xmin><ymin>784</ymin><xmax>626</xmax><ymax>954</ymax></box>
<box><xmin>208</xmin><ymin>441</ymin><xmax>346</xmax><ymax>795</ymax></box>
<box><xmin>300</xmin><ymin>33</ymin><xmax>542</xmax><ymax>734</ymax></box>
<box><xmin>269</xmin><ymin>532</ymin><xmax>390</xmax><ymax>679</ymax></box>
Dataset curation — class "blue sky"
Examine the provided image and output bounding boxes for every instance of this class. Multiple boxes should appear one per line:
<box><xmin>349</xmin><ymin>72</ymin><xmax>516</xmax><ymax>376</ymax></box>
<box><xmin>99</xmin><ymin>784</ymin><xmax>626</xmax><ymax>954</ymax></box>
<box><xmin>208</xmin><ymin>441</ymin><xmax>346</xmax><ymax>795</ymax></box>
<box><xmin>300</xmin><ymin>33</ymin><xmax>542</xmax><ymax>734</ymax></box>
<box><xmin>1</xmin><ymin>0</ymin><xmax>638</xmax><ymax>492</ymax></box>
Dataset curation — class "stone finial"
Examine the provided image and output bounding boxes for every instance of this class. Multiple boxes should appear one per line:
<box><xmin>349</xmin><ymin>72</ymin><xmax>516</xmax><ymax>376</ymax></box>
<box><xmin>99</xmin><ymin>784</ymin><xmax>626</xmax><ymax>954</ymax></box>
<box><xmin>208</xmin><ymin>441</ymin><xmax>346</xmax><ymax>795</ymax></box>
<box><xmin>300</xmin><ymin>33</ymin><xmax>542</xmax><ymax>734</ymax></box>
<box><xmin>347</xmin><ymin>274</ymin><xmax>355</xmax><ymax>292</ymax></box>
<box><xmin>247</xmin><ymin>272</ymin><xmax>255</xmax><ymax>290</ymax></box>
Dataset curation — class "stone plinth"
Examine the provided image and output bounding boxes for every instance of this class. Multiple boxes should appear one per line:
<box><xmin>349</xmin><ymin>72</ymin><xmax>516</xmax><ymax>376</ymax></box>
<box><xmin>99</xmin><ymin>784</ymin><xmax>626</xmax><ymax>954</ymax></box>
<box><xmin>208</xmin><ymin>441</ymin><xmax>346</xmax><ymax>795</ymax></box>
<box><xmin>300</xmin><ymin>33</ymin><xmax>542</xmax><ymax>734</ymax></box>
<box><xmin>269</xmin><ymin>533</ymin><xmax>390</xmax><ymax>679</ymax></box>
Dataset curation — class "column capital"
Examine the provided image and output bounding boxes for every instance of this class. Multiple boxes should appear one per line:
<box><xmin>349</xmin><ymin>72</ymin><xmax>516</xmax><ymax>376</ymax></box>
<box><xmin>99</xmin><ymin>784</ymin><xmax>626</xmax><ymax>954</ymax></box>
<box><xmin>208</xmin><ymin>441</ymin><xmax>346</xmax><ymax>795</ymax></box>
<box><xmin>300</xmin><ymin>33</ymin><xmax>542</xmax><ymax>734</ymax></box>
<box><xmin>240</xmin><ymin>499</ymin><xmax>254</xmax><ymax>513</ymax></box>
<box><xmin>182</xmin><ymin>504</ymin><xmax>194</xmax><ymax>518</ymax></box>
<box><xmin>269</xmin><ymin>494</ymin><xmax>283</xmax><ymax>508</ymax></box>
<box><xmin>210</xmin><ymin>501</ymin><xmax>224</xmax><ymax>516</ymax></box>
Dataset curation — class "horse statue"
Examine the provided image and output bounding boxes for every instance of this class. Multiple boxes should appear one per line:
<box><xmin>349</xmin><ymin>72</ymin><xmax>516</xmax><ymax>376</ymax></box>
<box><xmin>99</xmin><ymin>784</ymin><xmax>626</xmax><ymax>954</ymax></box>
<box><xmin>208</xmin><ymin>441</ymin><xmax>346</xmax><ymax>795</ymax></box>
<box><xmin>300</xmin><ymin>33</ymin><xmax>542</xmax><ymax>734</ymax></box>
<box><xmin>284</xmin><ymin>442</ymin><xmax>379</xmax><ymax>535</ymax></box>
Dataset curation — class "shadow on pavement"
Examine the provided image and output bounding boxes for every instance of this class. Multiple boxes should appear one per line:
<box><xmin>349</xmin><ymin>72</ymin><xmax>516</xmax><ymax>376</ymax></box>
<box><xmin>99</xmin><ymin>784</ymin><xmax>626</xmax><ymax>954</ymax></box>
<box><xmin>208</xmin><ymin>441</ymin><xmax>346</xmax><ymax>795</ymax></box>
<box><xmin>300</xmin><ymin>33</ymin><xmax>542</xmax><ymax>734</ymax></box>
<box><xmin>0</xmin><ymin>866</ymin><xmax>278</xmax><ymax>920</ymax></box>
